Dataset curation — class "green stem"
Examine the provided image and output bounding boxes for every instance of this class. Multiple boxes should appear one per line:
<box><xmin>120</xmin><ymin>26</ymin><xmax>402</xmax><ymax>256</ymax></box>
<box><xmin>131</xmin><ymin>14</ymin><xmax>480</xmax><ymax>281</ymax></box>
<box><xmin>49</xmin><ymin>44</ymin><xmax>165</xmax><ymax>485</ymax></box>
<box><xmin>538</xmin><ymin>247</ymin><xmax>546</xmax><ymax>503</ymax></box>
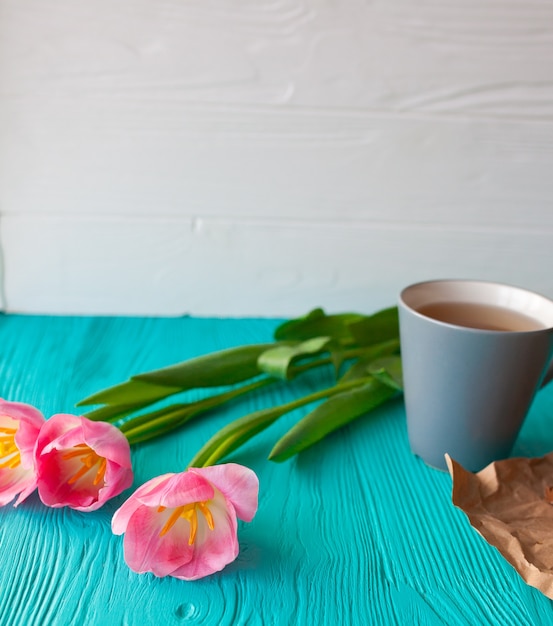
<box><xmin>287</xmin><ymin>342</ymin><xmax>397</xmax><ymax>378</ymax></box>
<box><xmin>190</xmin><ymin>376</ymin><xmax>372</xmax><ymax>468</ymax></box>
<box><xmin>122</xmin><ymin>340</ymin><xmax>398</xmax><ymax>447</ymax></box>
<box><xmin>123</xmin><ymin>377</ymin><xmax>277</xmax><ymax>446</ymax></box>
<box><xmin>120</xmin><ymin>346</ymin><xmax>365</xmax><ymax>443</ymax></box>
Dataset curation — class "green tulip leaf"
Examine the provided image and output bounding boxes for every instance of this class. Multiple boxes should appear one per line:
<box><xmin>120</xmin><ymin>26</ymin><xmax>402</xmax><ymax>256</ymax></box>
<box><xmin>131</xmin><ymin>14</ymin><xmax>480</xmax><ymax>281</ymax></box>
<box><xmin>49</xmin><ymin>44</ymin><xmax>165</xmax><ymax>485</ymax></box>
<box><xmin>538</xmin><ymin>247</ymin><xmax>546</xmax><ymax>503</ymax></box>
<box><xmin>78</xmin><ymin>344</ymin><xmax>277</xmax><ymax>421</ymax></box>
<box><xmin>132</xmin><ymin>343</ymin><xmax>275</xmax><ymax>388</ymax></box>
<box><xmin>339</xmin><ymin>339</ymin><xmax>400</xmax><ymax>383</ymax></box>
<box><xmin>121</xmin><ymin>377</ymin><xmax>275</xmax><ymax>445</ymax></box>
<box><xmin>188</xmin><ymin>403</ymin><xmax>291</xmax><ymax>469</ymax></box>
<box><xmin>258</xmin><ymin>336</ymin><xmax>334</xmax><ymax>380</ymax></box>
<box><xmin>188</xmin><ymin>378</ymin><xmax>370</xmax><ymax>468</ymax></box>
<box><xmin>347</xmin><ymin>307</ymin><xmax>399</xmax><ymax>346</ymax></box>
<box><xmin>120</xmin><ymin>403</ymin><xmax>198</xmax><ymax>443</ymax></box>
<box><xmin>77</xmin><ymin>379</ymin><xmax>182</xmax><ymax>409</ymax></box>
<box><xmin>269</xmin><ymin>379</ymin><xmax>397</xmax><ymax>462</ymax></box>
<box><xmin>83</xmin><ymin>402</ymin><xmax>148</xmax><ymax>423</ymax></box>
<box><xmin>274</xmin><ymin>308</ymin><xmax>366</xmax><ymax>345</ymax></box>
<box><xmin>368</xmin><ymin>355</ymin><xmax>403</xmax><ymax>391</ymax></box>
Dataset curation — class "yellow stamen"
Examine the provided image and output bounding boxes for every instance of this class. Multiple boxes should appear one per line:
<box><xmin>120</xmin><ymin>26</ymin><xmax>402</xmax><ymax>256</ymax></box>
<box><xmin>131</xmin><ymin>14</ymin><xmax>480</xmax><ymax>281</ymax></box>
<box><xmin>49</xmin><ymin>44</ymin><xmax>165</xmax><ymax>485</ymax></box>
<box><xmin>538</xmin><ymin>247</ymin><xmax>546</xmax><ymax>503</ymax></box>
<box><xmin>0</xmin><ymin>452</ymin><xmax>20</xmax><ymax>469</ymax></box>
<box><xmin>0</xmin><ymin>426</ymin><xmax>20</xmax><ymax>470</ymax></box>
<box><xmin>187</xmin><ymin>508</ymin><xmax>198</xmax><ymax>545</ymax></box>
<box><xmin>63</xmin><ymin>446</ymin><xmax>107</xmax><ymax>487</ymax></box>
<box><xmin>198</xmin><ymin>501</ymin><xmax>215</xmax><ymax>531</ymax></box>
<box><xmin>93</xmin><ymin>458</ymin><xmax>107</xmax><ymax>485</ymax></box>
<box><xmin>160</xmin><ymin>505</ymin><xmax>187</xmax><ymax>537</ymax></box>
<box><xmin>157</xmin><ymin>505</ymin><xmax>166</xmax><ymax>513</ymax></box>
<box><xmin>61</xmin><ymin>444</ymin><xmax>89</xmax><ymax>460</ymax></box>
<box><xmin>158</xmin><ymin>501</ymin><xmax>216</xmax><ymax>544</ymax></box>
<box><xmin>0</xmin><ymin>441</ymin><xmax>18</xmax><ymax>455</ymax></box>
<box><xmin>67</xmin><ymin>462</ymin><xmax>92</xmax><ymax>484</ymax></box>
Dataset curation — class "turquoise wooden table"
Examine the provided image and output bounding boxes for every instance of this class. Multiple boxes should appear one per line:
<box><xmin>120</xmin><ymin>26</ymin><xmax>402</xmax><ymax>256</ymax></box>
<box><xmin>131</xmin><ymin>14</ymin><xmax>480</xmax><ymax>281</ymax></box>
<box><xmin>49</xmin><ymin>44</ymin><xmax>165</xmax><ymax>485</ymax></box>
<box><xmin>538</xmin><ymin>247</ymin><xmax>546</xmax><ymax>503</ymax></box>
<box><xmin>1</xmin><ymin>314</ymin><xmax>553</xmax><ymax>626</ymax></box>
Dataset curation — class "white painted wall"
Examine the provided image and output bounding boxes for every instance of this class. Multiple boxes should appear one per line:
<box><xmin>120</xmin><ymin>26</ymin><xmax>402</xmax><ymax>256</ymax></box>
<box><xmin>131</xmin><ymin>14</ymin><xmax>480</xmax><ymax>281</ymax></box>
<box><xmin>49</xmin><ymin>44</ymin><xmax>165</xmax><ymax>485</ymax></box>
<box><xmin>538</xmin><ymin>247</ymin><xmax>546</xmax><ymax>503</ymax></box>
<box><xmin>1</xmin><ymin>0</ymin><xmax>552</xmax><ymax>316</ymax></box>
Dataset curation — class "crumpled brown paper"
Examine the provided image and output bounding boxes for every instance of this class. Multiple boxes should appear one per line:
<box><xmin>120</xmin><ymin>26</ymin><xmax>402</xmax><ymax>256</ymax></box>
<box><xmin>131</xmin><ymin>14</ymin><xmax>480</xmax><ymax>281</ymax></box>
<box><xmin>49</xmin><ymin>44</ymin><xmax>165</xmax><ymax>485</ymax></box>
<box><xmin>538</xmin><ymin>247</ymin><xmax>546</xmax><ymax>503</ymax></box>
<box><xmin>446</xmin><ymin>452</ymin><xmax>553</xmax><ymax>599</ymax></box>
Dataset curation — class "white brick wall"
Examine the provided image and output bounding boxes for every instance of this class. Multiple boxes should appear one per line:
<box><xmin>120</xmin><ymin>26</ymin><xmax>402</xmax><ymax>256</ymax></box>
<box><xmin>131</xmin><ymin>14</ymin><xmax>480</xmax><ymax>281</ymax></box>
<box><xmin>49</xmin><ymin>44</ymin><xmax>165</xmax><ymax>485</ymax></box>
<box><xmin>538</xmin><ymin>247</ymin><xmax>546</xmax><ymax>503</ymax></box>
<box><xmin>1</xmin><ymin>0</ymin><xmax>552</xmax><ymax>316</ymax></box>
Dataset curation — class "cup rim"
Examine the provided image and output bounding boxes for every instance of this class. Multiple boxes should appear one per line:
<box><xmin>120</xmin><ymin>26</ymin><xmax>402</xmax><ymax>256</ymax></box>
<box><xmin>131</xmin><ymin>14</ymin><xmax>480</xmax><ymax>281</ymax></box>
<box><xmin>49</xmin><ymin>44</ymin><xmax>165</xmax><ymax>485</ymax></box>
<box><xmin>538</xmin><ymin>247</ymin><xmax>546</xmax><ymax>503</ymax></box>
<box><xmin>399</xmin><ymin>279</ymin><xmax>553</xmax><ymax>333</ymax></box>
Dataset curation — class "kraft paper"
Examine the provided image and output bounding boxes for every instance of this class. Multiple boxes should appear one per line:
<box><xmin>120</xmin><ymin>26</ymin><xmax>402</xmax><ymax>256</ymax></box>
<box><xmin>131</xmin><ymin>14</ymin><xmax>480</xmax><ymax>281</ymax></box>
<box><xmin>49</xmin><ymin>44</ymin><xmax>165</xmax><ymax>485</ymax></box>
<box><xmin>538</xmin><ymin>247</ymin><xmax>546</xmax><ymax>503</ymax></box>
<box><xmin>446</xmin><ymin>452</ymin><xmax>553</xmax><ymax>599</ymax></box>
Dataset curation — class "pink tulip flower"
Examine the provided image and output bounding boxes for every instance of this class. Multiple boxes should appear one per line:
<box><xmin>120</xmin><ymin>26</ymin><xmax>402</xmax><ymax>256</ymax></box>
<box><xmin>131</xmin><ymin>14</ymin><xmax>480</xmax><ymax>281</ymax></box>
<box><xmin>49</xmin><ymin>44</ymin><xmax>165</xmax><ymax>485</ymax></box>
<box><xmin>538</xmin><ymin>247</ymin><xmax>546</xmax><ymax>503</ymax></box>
<box><xmin>0</xmin><ymin>399</ymin><xmax>45</xmax><ymax>506</ymax></box>
<box><xmin>35</xmin><ymin>413</ymin><xmax>133</xmax><ymax>512</ymax></box>
<box><xmin>111</xmin><ymin>463</ymin><xmax>259</xmax><ymax>580</ymax></box>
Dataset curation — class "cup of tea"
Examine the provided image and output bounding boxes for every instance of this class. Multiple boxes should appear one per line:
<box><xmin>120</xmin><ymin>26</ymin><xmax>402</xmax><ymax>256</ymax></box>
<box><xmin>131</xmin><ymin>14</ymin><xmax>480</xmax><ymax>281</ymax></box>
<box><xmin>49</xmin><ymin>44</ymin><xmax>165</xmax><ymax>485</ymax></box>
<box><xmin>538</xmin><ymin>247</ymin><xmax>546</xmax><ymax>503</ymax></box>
<box><xmin>398</xmin><ymin>279</ymin><xmax>553</xmax><ymax>471</ymax></box>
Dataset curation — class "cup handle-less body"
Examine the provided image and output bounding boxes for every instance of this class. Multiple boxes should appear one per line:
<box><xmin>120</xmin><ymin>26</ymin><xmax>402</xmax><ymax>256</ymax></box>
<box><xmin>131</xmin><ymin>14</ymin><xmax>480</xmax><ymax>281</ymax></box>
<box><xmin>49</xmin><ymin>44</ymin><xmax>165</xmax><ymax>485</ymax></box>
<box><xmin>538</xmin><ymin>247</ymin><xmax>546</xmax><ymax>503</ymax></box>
<box><xmin>399</xmin><ymin>281</ymin><xmax>553</xmax><ymax>472</ymax></box>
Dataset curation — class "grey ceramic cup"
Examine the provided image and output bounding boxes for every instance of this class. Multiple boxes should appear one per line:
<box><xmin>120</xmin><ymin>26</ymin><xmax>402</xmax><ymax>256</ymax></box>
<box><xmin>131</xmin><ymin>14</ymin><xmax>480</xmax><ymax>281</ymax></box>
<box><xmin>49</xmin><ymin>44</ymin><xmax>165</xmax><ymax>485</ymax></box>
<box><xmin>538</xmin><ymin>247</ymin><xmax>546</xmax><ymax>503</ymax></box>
<box><xmin>398</xmin><ymin>280</ymin><xmax>553</xmax><ymax>471</ymax></box>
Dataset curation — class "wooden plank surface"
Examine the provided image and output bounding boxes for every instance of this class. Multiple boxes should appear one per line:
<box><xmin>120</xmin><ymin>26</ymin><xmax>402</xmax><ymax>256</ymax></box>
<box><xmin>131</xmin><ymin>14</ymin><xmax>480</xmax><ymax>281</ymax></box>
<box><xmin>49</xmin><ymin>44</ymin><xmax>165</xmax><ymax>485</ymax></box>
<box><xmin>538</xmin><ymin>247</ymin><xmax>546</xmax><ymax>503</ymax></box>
<box><xmin>1</xmin><ymin>314</ymin><xmax>553</xmax><ymax>625</ymax></box>
<box><xmin>1</xmin><ymin>0</ymin><xmax>553</xmax><ymax>316</ymax></box>
<box><xmin>3</xmin><ymin>214</ymin><xmax>553</xmax><ymax>317</ymax></box>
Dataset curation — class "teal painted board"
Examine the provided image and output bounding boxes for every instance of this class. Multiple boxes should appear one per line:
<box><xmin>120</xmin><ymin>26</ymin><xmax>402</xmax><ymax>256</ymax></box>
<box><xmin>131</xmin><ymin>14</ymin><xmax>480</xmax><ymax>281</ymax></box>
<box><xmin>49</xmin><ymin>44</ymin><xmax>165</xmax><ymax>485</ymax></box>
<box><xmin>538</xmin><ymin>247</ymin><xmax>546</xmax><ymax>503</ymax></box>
<box><xmin>1</xmin><ymin>314</ymin><xmax>553</xmax><ymax>625</ymax></box>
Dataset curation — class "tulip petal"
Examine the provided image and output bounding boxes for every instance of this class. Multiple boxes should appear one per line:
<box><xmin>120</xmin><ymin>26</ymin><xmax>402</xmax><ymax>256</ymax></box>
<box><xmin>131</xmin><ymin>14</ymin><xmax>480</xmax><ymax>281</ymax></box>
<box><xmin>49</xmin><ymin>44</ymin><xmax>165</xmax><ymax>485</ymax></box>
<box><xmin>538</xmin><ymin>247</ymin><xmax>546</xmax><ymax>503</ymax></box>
<box><xmin>112</xmin><ymin>464</ymin><xmax>258</xmax><ymax>580</ymax></box>
<box><xmin>112</xmin><ymin>472</ymin><xmax>214</xmax><ymax>537</ymax></box>
<box><xmin>191</xmin><ymin>463</ymin><xmax>259</xmax><ymax>522</ymax></box>
<box><xmin>0</xmin><ymin>400</ymin><xmax>45</xmax><ymax>507</ymax></box>
<box><xmin>153</xmin><ymin>472</ymin><xmax>214</xmax><ymax>510</ymax></box>
<box><xmin>1</xmin><ymin>401</ymin><xmax>45</xmax><ymax>469</ymax></box>
<box><xmin>81</xmin><ymin>418</ymin><xmax>133</xmax><ymax>470</ymax></box>
<box><xmin>0</xmin><ymin>399</ymin><xmax>45</xmax><ymax>429</ymax></box>
<box><xmin>0</xmin><ymin>466</ymin><xmax>35</xmax><ymax>506</ymax></box>
<box><xmin>122</xmin><ymin>504</ymin><xmax>195</xmax><ymax>577</ymax></box>
<box><xmin>35</xmin><ymin>414</ymin><xmax>133</xmax><ymax>511</ymax></box>
<box><xmin>35</xmin><ymin>413</ymin><xmax>80</xmax><ymax>456</ymax></box>
<box><xmin>37</xmin><ymin>449</ymin><xmax>99</xmax><ymax>509</ymax></box>
<box><xmin>112</xmin><ymin>474</ymin><xmax>174</xmax><ymax>535</ymax></box>
<box><xmin>170</xmin><ymin>492</ymin><xmax>239</xmax><ymax>581</ymax></box>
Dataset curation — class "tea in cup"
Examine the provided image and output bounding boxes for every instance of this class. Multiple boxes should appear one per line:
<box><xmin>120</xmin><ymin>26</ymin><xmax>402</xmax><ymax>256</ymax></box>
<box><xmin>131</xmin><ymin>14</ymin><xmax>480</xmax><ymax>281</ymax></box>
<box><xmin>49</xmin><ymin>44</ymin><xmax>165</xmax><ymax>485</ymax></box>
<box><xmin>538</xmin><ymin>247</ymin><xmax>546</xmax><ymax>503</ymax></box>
<box><xmin>398</xmin><ymin>280</ymin><xmax>553</xmax><ymax>471</ymax></box>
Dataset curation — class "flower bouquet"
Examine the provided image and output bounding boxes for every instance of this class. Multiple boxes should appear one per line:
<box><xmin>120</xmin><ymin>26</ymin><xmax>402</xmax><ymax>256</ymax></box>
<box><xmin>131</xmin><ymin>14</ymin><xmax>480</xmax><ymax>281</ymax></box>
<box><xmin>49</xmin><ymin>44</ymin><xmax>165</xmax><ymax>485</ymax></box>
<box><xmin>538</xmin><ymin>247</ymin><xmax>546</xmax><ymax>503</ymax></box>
<box><xmin>1</xmin><ymin>307</ymin><xmax>403</xmax><ymax>580</ymax></box>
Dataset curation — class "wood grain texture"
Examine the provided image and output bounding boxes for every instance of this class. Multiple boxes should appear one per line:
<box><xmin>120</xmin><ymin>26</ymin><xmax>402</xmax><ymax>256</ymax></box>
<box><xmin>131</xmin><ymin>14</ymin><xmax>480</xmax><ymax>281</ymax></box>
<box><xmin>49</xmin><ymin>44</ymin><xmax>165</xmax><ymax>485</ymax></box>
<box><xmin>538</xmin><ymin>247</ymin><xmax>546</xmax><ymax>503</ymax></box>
<box><xmin>2</xmin><ymin>214</ymin><xmax>553</xmax><ymax>316</ymax></box>
<box><xmin>1</xmin><ymin>314</ymin><xmax>553</xmax><ymax>625</ymax></box>
<box><xmin>1</xmin><ymin>0</ymin><xmax>552</xmax><ymax>315</ymax></box>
